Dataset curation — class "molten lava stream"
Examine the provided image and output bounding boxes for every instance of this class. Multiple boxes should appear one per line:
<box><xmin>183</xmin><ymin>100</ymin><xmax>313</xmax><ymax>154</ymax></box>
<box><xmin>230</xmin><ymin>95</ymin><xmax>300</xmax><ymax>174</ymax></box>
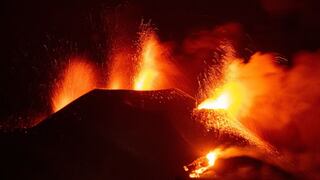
<box><xmin>184</xmin><ymin>149</ymin><xmax>223</xmax><ymax>178</ymax></box>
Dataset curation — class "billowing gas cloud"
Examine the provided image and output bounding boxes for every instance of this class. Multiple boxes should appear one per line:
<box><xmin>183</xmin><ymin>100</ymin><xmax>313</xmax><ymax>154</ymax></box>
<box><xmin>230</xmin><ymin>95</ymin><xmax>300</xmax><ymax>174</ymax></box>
<box><xmin>179</xmin><ymin>23</ymin><xmax>320</xmax><ymax>178</ymax></box>
<box><xmin>239</xmin><ymin>51</ymin><xmax>320</xmax><ymax>178</ymax></box>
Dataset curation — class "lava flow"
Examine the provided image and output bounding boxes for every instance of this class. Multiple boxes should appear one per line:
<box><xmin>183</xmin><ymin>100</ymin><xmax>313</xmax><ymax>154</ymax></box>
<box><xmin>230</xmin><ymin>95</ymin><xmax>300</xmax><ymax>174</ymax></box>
<box><xmin>184</xmin><ymin>148</ymin><xmax>223</xmax><ymax>178</ymax></box>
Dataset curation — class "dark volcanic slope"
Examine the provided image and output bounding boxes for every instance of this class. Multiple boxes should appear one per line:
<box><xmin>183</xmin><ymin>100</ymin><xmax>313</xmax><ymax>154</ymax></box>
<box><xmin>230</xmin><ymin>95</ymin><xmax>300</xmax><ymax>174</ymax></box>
<box><xmin>1</xmin><ymin>89</ymin><xmax>198</xmax><ymax>180</ymax></box>
<box><xmin>1</xmin><ymin>89</ymin><xmax>293</xmax><ymax>179</ymax></box>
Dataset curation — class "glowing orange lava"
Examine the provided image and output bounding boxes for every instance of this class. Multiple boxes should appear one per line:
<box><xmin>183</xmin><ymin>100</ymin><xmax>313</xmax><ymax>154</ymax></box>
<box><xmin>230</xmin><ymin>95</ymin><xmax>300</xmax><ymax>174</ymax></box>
<box><xmin>52</xmin><ymin>58</ymin><xmax>97</xmax><ymax>112</ymax></box>
<box><xmin>134</xmin><ymin>33</ymin><xmax>162</xmax><ymax>90</ymax></box>
<box><xmin>198</xmin><ymin>92</ymin><xmax>230</xmax><ymax>110</ymax></box>
<box><xmin>107</xmin><ymin>52</ymin><xmax>133</xmax><ymax>90</ymax></box>
<box><xmin>197</xmin><ymin>79</ymin><xmax>247</xmax><ymax>119</ymax></box>
<box><xmin>184</xmin><ymin>148</ymin><xmax>222</xmax><ymax>178</ymax></box>
<box><xmin>107</xmin><ymin>25</ymin><xmax>175</xmax><ymax>91</ymax></box>
<box><xmin>193</xmin><ymin>52</ymin><xmax>280</xmax><ymax>176</ymax></box>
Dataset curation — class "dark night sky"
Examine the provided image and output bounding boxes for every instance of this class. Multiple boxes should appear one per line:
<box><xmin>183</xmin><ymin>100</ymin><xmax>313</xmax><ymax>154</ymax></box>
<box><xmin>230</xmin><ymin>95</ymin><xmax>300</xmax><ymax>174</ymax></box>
<box><xmin>1</xmin><ymin>0</ymin><xmax>320</xmax><ymax>127</ymax></box>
